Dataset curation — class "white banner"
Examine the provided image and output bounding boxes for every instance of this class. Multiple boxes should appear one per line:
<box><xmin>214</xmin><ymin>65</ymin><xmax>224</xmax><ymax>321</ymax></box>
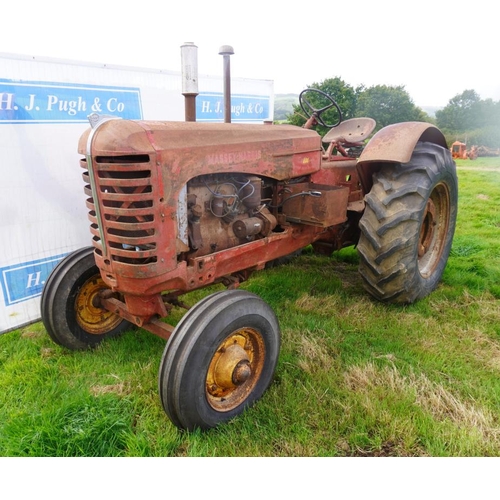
<box><xmin>0</xmin><ymin>53</ymin><xmax>274</xmax><ymax>333</ymax></box>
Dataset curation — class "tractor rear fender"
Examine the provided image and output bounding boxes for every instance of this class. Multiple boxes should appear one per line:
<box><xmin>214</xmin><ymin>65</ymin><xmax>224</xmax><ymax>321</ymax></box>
<box><xmin>356</xmin><ymin>122</ymin><xmax>448</xmax><ymax>194</ymax></box>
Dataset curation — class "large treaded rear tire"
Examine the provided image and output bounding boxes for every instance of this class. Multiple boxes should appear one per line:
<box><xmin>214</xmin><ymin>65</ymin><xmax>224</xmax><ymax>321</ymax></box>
<box><xmin>357</xmin><ymin>142</ymin><xmax>458</xmax><ymax>304</ymax></box>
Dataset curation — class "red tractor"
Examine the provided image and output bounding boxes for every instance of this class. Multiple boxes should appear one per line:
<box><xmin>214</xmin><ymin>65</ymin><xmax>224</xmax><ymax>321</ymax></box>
<box><xmin>41</xmin><ymin>89</ymin><xmax>458</xmax><ymax>430</ymax></box>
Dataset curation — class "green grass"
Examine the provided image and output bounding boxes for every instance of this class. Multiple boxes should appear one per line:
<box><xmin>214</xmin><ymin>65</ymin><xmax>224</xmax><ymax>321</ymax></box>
<box><xmin>1</xmin><ymin>158</ymin><xmax>499</xmax><ymax>457</ymax></box>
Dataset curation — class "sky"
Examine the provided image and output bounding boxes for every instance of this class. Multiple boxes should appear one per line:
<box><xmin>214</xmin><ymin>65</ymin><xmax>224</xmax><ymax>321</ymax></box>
<box><xmin>1</xmin><ymin>0</ymin><xmax>498</xmax><ymax>108</ymax></box>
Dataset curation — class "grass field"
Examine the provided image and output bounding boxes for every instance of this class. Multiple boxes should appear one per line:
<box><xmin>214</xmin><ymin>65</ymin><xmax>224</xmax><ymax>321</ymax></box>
<box><xmin>1</xmin><ymin>157</ymin><xmax>499</xmax><ymax>458</ymax></box>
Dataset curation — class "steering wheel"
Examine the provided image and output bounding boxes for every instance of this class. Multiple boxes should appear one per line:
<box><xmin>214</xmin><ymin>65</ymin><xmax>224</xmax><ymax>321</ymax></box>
<box><xmin>299</xmin><ymin>88</ymin><xmax>342</xmax><ymax>128</ymax></box>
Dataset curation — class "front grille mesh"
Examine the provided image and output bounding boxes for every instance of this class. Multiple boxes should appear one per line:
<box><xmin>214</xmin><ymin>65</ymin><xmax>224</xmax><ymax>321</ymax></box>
<box><xmin>81</xmin><ymin>154</ymin><xmax>158</xmax><ymax>265</ymax></box>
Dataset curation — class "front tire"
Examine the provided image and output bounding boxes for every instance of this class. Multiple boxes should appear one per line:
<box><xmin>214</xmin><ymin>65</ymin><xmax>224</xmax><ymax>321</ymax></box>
<box><xmin>158</xmin><ymin>290</ymin><xmax>280</xmax><ymax>431</ymax></box>
<box><xmin>357</xmin><ymin>142</ymin><xmax>458</xmax><ymax>304</ymax></box>
<box><xmin>41</xmin><ymin>247</ymin><xmax>131</xmax><ymax>350</ymax></box>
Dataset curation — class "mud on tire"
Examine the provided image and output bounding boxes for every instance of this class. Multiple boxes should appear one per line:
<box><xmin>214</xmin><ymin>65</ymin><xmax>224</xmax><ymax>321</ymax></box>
<box><xmin>357</xmin><ymin>142</ymin><xmax>458</xmax><ymax>304</ymax></box>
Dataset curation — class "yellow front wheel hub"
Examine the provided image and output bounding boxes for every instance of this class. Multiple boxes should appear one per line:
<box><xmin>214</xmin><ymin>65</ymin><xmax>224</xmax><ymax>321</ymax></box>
<box><xmin>206</xmin><ymin>327</ymin><xmax>265</xmax><ymax>412</ymax></box>
<box><xmin>75</xmin><ymin>275</ymin><xmax>123</xmax><ymax>335</ymax></box>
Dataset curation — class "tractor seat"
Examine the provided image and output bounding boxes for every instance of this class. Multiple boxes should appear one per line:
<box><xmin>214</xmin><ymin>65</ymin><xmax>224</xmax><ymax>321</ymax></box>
<box><xmin>322</xmin><ymin>117</ymin><xmax>376</xmax><ymax>145</ymax></box>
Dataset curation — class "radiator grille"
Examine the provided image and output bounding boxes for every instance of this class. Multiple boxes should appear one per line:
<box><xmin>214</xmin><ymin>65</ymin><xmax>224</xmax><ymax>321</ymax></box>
<box><xmin>81</xmin><ymin>154</ymin><xmax>158</xmax><ymax>265</ymax></box>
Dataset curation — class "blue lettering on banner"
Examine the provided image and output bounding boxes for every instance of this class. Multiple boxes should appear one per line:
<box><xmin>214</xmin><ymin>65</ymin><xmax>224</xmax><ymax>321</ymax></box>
<box><xmin>197</xmin><ymin>93</ymin><xmax>270</xmax><ymax>122</ymax></box>
<box><xmin>0</xmin><ymin>254</ymin><xmax>68</xmax><ymax>306</ymax></box>
<box><xmin>0</xmin><ymin>79</ymin><xmax>142</xmax><ymax>123</ymax></box>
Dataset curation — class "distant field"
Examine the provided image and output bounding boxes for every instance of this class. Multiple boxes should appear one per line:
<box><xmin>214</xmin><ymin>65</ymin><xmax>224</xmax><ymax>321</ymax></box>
<box><xmin>0</xmin><ymin>157</ymin><xmax>499</xmax><ymax>457</ymax></box>
<box><xmin>274</xmin><ymin>93</ymin><xmax>298</xmax><ymax>120</ymax></box>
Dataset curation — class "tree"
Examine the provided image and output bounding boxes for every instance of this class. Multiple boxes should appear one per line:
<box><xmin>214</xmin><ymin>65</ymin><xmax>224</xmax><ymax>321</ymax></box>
<box><xmin>355</xmin><ymin>85</ymin><xmax>427</xmax><ymax>129</ymax></box>
<box><xmin>436</xmin><ymin>90</ymin><xmax>500</xmax><ymax>147</ymax></box>
<box><xmin>435</xmin><ymin>89</ymin><xmax>482</xmax><ymax>131</ymax></box>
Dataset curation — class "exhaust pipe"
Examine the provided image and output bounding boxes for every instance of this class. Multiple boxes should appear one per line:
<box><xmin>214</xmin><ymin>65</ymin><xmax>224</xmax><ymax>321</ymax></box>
<box><xmin>218</xmin><ymin>45</ymin><xmax>234</xmax><ymax>123</ymax></box>
<box><xmin>181</xmin><ymin>42</ymin><xmax>198</xmax><ymax>122</ymax></box>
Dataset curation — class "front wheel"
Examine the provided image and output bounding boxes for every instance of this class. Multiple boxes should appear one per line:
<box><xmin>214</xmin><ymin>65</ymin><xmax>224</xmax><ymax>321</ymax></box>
<box><xmin>357</xmin><ymin>142</ymin><xmax>458</xmax><ymax>304</ymax></box>
<box><xmin>158</xmin><ymin>290</ymin><xmax>281</xmax><ymax>431</ymax></box>
<box><xmin>41</xmin><ymin>247</ymin><xmax>132</xmax><ymax>350</ymax></box>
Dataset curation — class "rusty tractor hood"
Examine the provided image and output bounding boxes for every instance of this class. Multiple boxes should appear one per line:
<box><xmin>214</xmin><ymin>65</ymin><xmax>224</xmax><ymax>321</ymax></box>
<box><xmin>79</xmin><ymin>119</ymin><xmax>323</xmax><ymax>181</ymax></box>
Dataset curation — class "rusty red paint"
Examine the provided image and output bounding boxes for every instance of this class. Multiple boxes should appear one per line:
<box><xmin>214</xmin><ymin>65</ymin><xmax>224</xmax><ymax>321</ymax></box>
<box><xmin>78</xmin><ymin>119</ymin><xmax>444</xmax><ymax>339</ymax></box>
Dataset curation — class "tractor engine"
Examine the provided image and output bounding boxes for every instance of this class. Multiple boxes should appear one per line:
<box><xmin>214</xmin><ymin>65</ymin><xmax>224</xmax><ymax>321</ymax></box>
<box><xmin>78</xmin><ymin>118</ymin><xmax>323</xmax><ymax>301</ymax></box>
<box><xmin>184</xmin><ymin>174</ymin><xmax>277</xmax><ymax>258</ymax></box>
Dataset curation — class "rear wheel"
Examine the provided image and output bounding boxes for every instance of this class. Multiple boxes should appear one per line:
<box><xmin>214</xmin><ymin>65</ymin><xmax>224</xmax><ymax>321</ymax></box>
<box><xmin>159</xmin><ymin>290</ymin><xmax>280</xmax><ymax>431</ymax></box>
<box><xmin>41</xmin><ymin>247</ymin><xmax>131</xmax><ymax>350</ymax></box>
<box><xmin>357</xmin><ymin>142</ymin><xmax>458</xmax><ymax>304</ymax></box>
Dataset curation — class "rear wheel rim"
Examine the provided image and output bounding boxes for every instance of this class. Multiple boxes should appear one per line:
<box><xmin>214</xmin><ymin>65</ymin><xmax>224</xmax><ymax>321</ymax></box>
<box><xmin>418</xmin><ymin>182</ymin><xmax>450</xmax><ymax>278</ymax></box>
